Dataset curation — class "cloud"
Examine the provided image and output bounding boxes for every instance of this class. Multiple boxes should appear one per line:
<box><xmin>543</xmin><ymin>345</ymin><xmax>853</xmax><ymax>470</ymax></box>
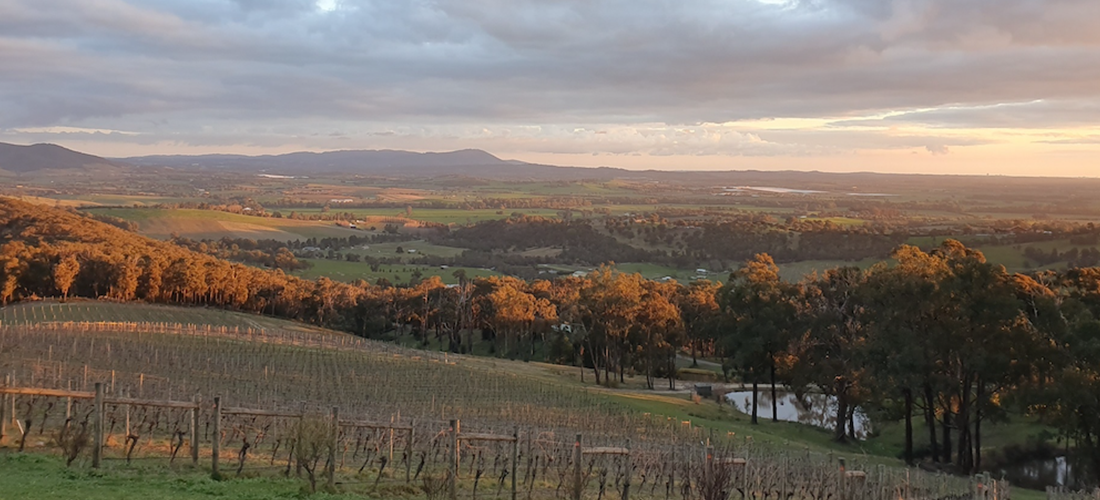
<box><xmin>925</xmin><ymin>144</ymin><xmax>949</xmax><ymax>155</ymax></box>
<box><xmin>1</xmin><ymin>0</ymin><xmax>1099</xmax><ymax>173</ymax></box>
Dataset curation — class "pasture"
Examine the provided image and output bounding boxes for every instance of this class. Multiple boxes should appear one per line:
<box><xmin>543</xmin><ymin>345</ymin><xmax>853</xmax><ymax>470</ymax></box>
<box><xmin>293</xmin><ymin>259</ymin><xmax>500</xmax><ymax>284</ymax></box>
<box><xmin>289</xmin><ymin>207</ymin><xmax>563</xmax><ymax>225</ymax></box>
<box><xmin>84</xmin><ymin>208</ymin><xmax>360</xmax><ymax>240</ymax></box>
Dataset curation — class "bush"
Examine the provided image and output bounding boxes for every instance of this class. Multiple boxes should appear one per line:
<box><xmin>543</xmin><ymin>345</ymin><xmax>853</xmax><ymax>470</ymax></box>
<box><xmin>294</xmin><ymin>415</ymin><xmax>335</xmax><ymax>493</ymax></box>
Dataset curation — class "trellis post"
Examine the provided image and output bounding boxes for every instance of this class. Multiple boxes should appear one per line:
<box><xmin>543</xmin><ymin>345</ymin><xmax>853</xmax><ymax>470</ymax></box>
<box><xmin>0</xmin><ymin>375</ymin><xmax>8</xmax><ymax>443</ymax></box>
<box><xmin>838</xmin><ymin>457</ymin><xmax>847</xmax><ymax>500</ymax></box>
<box><xmin>511</xmin><ymin>426</ymin><xmax>519</xmax><ymax>500</ymax></box>
<box><xmin>669</xmin><ymin>446</ymin><xmax>676</xmax><ymax>496</ymax></box>
<box><xmin>450</xmin><ymin>419</ymin><xmax>460</xmax><ymax>500</ymax></box>
<box><xmin>296</xmin><ymin>403</ymin><xmax>306</xmax><ymax>476</ymax></box>
<box><xmin>406</xmin><ymin>427</ymin><xmax>414</xmax><ymax>483</ymax></box>
<box><xmin>92</xmin><ymin>382</ymin><xmax>104</xmax><ymax>468</ymax></box>
<box><xmin>65</xmin><ymin>381</ymin><xmax>72</xmax><ymax>422</ymax></box>
<box><xmin>623</xmin><ymin>439</ymin><xmax>632</xmax><ymax>500</ymax></box>
<box><xmin>572</xmin><ymin>433</ymin><xmax>582</xmax><ymax>500</ymax></box>
<box><xmin>212</xmin><ymin>396</ymin><xmax>222</xmax><ymax>478</ymax></box>
<box><xmin>327</xmin><ymin>406</ymin><xmax>338</xmax><ymax>490</ymax></box>
<box><xmin>190</xmin><ymin>396</ymin><xmax>200</xmax><ymax>466</ymax></box>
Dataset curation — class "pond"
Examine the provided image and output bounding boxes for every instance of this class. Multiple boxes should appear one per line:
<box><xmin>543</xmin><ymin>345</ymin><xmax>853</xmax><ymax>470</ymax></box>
<box><xmin>996</xmin><ymin>455</ymin><xmax>1095</xmax><ymax>491</ymax></box>
<box><xmin>724</xmin><ymin>390</ymin><xmax>873</xmax><ymax>439</ymax></box>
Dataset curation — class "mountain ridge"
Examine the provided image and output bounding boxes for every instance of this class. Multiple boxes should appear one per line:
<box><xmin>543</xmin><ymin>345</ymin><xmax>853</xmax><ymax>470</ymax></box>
<box><xmin>0</xmin><ymin>142</ymin><xmax>130</xmax><ymax>174</ymax></box>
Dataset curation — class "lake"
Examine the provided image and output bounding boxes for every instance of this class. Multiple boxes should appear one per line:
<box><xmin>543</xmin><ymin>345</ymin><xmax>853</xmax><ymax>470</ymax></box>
<box><xmin>997</xmin><ymin>455</ymin><xmax>1095</xmax><ymax>491</ymax></box>
<box><xmin>724</xmin><ymin>390</ymin><xmax>873</xmax><ymax>439</ymax></box>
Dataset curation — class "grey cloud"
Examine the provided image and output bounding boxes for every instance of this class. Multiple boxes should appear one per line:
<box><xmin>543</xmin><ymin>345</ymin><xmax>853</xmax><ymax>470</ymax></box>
<box><xmin>2</xmin><ymin>0</ymin><xmax>1100</xmax><ymax>151</ymax></box>
<box><xmin>831</xmin><ymin>100</ymin><xmax>1100</xmax><ymax>129</ymax></box>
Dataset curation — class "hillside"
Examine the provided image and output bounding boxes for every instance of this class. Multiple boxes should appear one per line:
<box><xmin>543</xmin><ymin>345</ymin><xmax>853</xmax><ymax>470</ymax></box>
<box><xmin>0</xmin><ymin>142</ymin><xmax>131</xmax><ymax>174</ymax></box>
<box><xmin>122</xmin><ymin>148</ymin><xmax>614</xmax><ymax>179</ymax></box>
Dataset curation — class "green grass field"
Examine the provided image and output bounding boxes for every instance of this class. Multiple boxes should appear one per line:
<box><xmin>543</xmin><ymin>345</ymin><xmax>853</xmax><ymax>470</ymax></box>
<box><xmin>84</xmin><ymin>208</ymin><xmax>359</xmax><ymax>240</ymax></box>
<box><xmin>289</xmin><ymin>207</ymin><xmax>563</xmax><ymax>224</ymax></box>
<box><xmin>343</xmin><ymin>240</ymin><xmax>468</xmax><ymax>260</ymax></box>
<box><xmin>293</xmin><ymin>259</ymin><xmax>500</xmax><ymax>284</ymax></box>
<box><xmin>0</xmin><ymin>454</ymin><xmax>350</xmax><ymax>500</ymax></box>
<box><xmin>0</xmin><ymin>300</ymin><xmax>320</xmax><ymax>331</ymax></box>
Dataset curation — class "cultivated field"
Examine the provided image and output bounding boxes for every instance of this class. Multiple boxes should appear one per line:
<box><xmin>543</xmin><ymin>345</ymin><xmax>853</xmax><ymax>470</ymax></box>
<box><xmin>85</xmin><ymin>208</ymin><xmax>361</xmax><ymax>240</ymax></box>
<box><xmin>0</xmin><ymin>302</ymin><xmax>988</xmax><ymax>500</ymax></box>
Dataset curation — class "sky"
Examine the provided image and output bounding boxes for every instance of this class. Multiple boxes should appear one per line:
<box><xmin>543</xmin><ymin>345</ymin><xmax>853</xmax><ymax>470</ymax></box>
<box><xmin>2</xmin><ymin>0</ymin><xmax>1099</xmax><ymax>176</ymax></box>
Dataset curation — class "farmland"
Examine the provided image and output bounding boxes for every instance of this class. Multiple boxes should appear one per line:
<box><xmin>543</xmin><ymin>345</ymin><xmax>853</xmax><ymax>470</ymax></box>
<box><xmin>84</xmin><ymin>208</ymin><xmax>360</xmax><ymax>241</ymax></box>
<box><xmin>293</xmin><ymin>259</ymin><xmax>500</xmax><ymax>285</ymax></box>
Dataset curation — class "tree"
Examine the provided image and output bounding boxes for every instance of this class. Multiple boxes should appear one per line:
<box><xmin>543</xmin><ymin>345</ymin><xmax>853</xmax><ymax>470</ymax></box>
<box><xmin>578</xmin><ymin>267</ymin><xmax>646</xmax><ymax>386</ymax></box>
<box><xmin>676</xmin><ymin>280</ymin><xmax>721</xmax><ymax>367</ymax></box>
<box><xmin>53</xmin><ymin>254</ymin><xmax>80</xmax><ymax>300</ymax></box>
<box><xmin>718</xmin><ymin>254</ymin><xmax>799</xmax><ymax>425</ymax></box>
<box><xmin>793</xmin><ymin>267</ymin><xmax>869</xmax><ymax>443</ymax></box>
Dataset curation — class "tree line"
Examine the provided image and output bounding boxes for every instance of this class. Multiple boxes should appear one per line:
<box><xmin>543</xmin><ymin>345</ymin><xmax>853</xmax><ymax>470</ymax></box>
<box><xmin>3</xmin><ymin>198</ymin><xmax>1100</xmax><ymax>482</ymax></box>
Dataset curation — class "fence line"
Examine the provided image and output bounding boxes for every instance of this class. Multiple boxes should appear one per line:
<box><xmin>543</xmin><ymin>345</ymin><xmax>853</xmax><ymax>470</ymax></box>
<box><xmin>0</xmin><ymin>383</ymin><xmax>1007</xmax><ymax>500</ymax></box>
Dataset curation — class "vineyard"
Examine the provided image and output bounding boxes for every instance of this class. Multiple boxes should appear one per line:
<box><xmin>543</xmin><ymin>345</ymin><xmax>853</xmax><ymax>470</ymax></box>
<box><xmin>0</xmin><ymin>300</ymin><xmax>318</xmax><ymax>332</ymax></box>
<box><xmin>0</xmin><ymin>305</ymin><xmax>1001</xmax><ymax>500</ymax></box>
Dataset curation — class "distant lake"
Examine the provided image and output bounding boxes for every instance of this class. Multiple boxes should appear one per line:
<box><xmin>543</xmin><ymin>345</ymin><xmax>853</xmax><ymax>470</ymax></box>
<box><xmin>725</xmin><ymin>390</ymin><xmax>872</xmax><ymax>439</ymax></box>
<box><xmin>723</xmin><ymin>186</ymin><xmax>826</xmax><ymax>195</ymax></box>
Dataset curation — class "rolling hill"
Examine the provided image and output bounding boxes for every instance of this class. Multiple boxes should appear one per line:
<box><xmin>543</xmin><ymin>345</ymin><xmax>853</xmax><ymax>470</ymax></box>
<box><xmin>122</xmin><ymin>147</ymin><xmax>621</xmax><ymax>179</ymax></box>
<box><xmin>0</xmin><ymin>142</ymin><xmax>130</xmax><ymax>174</ymax></box>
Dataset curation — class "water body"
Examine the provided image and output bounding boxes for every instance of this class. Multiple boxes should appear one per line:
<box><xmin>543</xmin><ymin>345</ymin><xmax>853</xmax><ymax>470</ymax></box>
<box><xmin>724</xmin><ymin>390</ymin><xmax>872</xmax><ymax>439</ymax></box>
<box><xmin>997</xmin><ymin>456</ymin><xmax>1095</xmax><ymax>491</ymax></box>
<box><xmin>723</xmin><ymin>186</ymin><xmax>827</xmax><ymax>195</ymax></box>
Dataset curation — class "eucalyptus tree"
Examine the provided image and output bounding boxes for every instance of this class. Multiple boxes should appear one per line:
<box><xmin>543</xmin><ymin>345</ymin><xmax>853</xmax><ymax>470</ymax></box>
<box><xmin>718</xmin><ymin>254</ymin><xmax>799</xmax><ymax>424</ymax></box>
<box><xmin>792</xmin><ymin>266</ymin><xmax>870</xmax><ymax>443</ymax></box>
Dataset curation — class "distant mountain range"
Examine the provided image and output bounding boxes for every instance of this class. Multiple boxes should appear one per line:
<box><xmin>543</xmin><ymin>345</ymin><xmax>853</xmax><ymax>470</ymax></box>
<box><xmin>5</xmin><ymin>142</ymin><xmax>1100</xmax><ymax>198</ymax></box>
<box><xmin>0</xmin><ymin>142</ymin><xmax>130</xmax><ymax>174</ymax></box>
<box><xmin>0</xmin><ymin>141</ymin><xmax>628</xmax><ymax>180</ymax></box>
<box><xmin>120</xmin><ymin>148</ymin><xmax>619</xmax><ymax>179</ymax></box>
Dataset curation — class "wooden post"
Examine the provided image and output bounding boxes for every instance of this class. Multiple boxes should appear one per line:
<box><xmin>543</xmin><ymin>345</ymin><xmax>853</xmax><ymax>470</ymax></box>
<box><xmin>572</xmin><ymin>434</ymin><xmax>582</xmax><ymax>500</ymax></box>
<box><xmin>327</xmin><ymin>406</ymin><xmax>338</xmax><ymax>490</ymax></box>
<box><xmin>65</xmin><ymin>380</ymin><xmax>72</xmax><ymax>422</ymax></box>
<box><xmin>838</xmin><ymin>457</ymin><xmax>847</xmax><ymax>500</ymax></box>
<box><xmin>124</xmin><ymin>388</ymin><xmax>130</xmax><ymax>438</ymax></box>
<box><xmin>405</xmin><ymin>427</ymin><xmax>414</xmax><ymax>483</ymax></box>
<box><xmin>295</xmin><ymin>404</ymin><xmax>305</xmax><ymax>476</ymax></box>
<box><xmin>0</xmin><ymin>375</ymin><xmax>7</xmax><ymax>443</ymax></box>
<box><xmin>190</xmin><ymin>396</ymin><xmax>200</xmax><ymax>466</ymax></box>
<box><xmin>450</xmin><ymin>419</ymin><xmax>460</xmax><ymax>500</ymax></box>
<box><xmin>669</xmin><ymin>446</ymin><xmax>676</xmax><ymax>496</ymax></box>
<box><xmin>511</xmin><ymin>426</ymin><xmax>519</xmax><ymax>500</ymax></box>
<box><xmin>92</xmin><ymin>382</ymin><xmax>104</xmax><ymax>468</ymax></box>
<box><xmin>212</xmin><ymin>396</ymin><xmax>221</xmax><ymax>478</ymax></box>
<box><xmin>623</xmin><ymin>439</ymin><xmax>632</xmax><ymax>500</ymax></box>
<box><xmin>703</xmin><ymin>445</ymin><xmax>713</xmax><ymax>494</ymax></box>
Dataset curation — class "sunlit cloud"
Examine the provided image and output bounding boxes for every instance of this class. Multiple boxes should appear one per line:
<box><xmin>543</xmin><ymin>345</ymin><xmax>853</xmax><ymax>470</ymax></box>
<box><xmin>1</xmin><ymin>0</ymin><xmax>1099</xmax><ymax>176</ymax></box>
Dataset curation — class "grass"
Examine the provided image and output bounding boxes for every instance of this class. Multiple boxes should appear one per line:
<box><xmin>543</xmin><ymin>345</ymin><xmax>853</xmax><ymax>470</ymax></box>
<box><xmin>290</xmin><ymin>207</ymin><xmax>563</xmax><ymax>224</ymax></box>
<box><xmin>293</xmin><ymin>259</ymin><xmax>500</xmax><ymax>284</ymax></box>
<box><xmin>801</xmin><ymin>217</ymin><xmax>868</xmax><ymax>227</ymax></box>
<box><xmin>84</xmin><ymin>208</ymin><xmax>359</xmax><ymax>240</ymax></box>
<box><xmin>344</xmin><ymin>240</ymin><xmax>467</xmax><ymax>260</ymax></box>
<box><xmin>0</xmin><ymin>453</ymin><xmax>351</xmax><ymax>500</ymax></box>
<box><xmin>0</xmin><ymin>300</ymin><xmax>324</xmax><ymax>332</ymax></box>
